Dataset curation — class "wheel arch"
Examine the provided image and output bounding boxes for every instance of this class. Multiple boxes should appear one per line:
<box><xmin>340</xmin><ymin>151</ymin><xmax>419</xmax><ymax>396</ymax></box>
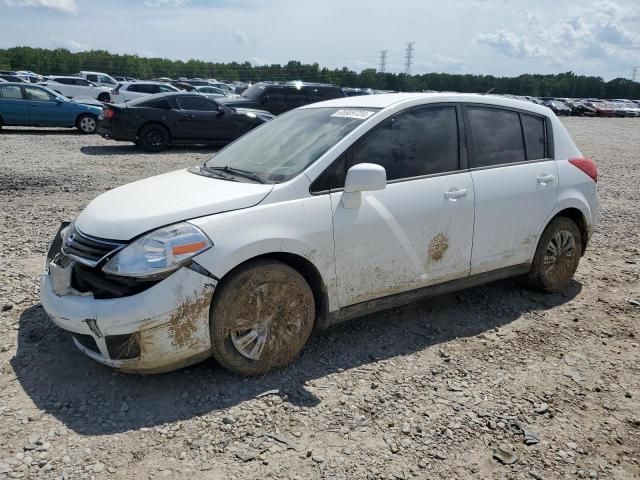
<box><xmin>546</xmin><ymin>207</ymin><xmax>590</xmax><ymax>255</ymax></box>
<box><xmin>212</xmin><ymin>252</ymin><xmax>329</xmax><ymax>329</ymax></box>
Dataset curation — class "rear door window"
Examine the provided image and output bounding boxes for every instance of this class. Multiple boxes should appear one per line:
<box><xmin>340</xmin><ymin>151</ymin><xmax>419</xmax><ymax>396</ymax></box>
<box><xmin>286</xmin><ymin>88</ymin><xmax>309</xmax><ymax>108</ymax></box>
<box><xmin>351</xmin><ymin>106</ymin><xmax>460</xmax><ymax>181</ymax></box>
<box><xmin>177</xmin><ymin>96</ymin><xmax>217</xmax><ymax>111</ymax></box>
<box><xmin>24</xmin><ymin>86</ymin><xmax>54</xmax><ymax>101</ymax></box>
<box><xmin>0</xmin><ymin>85</ymin><xmax>24</xmax><ymax>99</ymax></box>
<box><xmin>144</xmin><ymin>99</ymin><xmax>172</xmax><ymax>109</ymax></box>
<box><xmin>521</xmin><ymin>113</ymin><xmax>546</xmax><ymax>160</ymax></box>
<box><xmin>467</xmin><ymin>107</ymin><xmax>525</xmax><ymax>167</ymax></box>
<box><xmin>86</xmin><ymin>74</ymin><xmax>98</xmax><ymax>82</ymax></box>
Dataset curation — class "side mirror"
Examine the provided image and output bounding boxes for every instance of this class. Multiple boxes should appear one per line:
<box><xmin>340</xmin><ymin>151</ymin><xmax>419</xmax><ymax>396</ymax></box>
<box><xmin>342</xmin><ymin>163</ymin><xmax>386</xmax><ymax>208</ymax></box>
<box><xmin>54</xmin><ymin>97</ymin><xmax>64</xmax><ymax>104</ymax></box>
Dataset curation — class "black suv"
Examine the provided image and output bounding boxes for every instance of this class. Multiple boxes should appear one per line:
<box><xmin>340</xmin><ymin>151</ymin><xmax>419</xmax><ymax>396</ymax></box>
<box><xmin>218</xmin><ymin>81</ymin><xmax>346</xmax><ymax>115</ymax></box>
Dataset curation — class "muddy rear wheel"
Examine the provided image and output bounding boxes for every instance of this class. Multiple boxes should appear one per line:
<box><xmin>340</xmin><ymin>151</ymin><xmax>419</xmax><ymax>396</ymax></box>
<box><xmin>209</xmin><ymin>259</ymin><xmax>315</xmax><ymax>376</ymax></box>
<box><xmin>526</xmin><ymin>217</ymin><xmax>582</xmax><ymax>293</ymax></box>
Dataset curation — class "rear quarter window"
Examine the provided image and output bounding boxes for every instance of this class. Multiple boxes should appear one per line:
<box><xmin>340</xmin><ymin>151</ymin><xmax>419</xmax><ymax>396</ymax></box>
<box><xmin>521</xmin><ymin>114</ymin><xmax>547</xmax><ymax>160</ymax></box>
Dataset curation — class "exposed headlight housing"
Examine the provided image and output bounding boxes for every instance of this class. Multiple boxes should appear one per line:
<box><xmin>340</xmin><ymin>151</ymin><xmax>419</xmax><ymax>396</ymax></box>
<box><xmin>102</xmin><ymin>222</ymin><xmax>212</xmax><ymax>278</ymax></box>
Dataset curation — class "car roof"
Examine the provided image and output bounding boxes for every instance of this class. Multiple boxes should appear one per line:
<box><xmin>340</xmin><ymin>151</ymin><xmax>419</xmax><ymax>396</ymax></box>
<box><xmin>120</xmin><ymin>81</ymin><xmax>172</xmax><ymax>86</ymax></box>
<box><xmin>302</xmin><ymin>92</ymin><xmax>552</xmax><ymax>116</ymax></box>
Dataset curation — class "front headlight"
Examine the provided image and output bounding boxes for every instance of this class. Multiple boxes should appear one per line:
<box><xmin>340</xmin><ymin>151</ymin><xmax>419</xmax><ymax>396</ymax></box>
<box><xmin>102</xmin><ymin>222</ymin><xmax>212</xmax><ymax>278</ymax></box>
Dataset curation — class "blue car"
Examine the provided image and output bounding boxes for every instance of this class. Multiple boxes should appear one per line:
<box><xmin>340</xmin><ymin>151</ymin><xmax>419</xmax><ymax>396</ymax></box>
<box><xmin>0</xmin><ymin>82</ymin><xmax>102</xmax><ymax>133</ymax></box>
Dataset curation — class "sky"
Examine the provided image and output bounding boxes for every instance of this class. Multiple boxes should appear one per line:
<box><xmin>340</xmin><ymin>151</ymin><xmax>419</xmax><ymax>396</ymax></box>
<box><xmin>1</xmin><ymin>0</ymin><xmax>639</xmax><ymax>80</ymax></box>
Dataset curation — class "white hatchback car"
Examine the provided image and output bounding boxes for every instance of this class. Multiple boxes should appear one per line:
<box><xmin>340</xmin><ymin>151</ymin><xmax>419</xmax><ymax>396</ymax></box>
<box><xmin>110</xmin><ymin>81</ymin><xmax>180</xmax><ymax>103</ymax></box>
<box><xmin>40</xmin><ymin>93</ymin><xmax>599</xmax><ymax>375</ymax></box>
<box><xmin>40</xmin><ymin>76</ymin><xmax>112</xmax><ymax>102</ymax></box>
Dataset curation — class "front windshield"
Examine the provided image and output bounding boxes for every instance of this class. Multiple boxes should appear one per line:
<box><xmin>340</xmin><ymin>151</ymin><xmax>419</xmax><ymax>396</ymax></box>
<box><xmin>204</xmin><ymin>107</ymin><xmax>379</xmax><ymax>183</ymax></box>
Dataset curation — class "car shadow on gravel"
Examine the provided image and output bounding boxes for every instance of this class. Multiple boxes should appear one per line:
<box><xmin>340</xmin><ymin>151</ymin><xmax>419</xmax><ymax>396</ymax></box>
<box><xmin>12</xmin><ymin>278</ymin><xmax>581</xmax><ymax>436</ymax></box>
<box><xmin>0</xmin><ymin>128</ymin><xmax>81</xmax><ymax>135</ymax></box>
<box><xmin>80</xmin><ymin>145</ymin><xmax>219</xmax><ymax>156</ymax></box>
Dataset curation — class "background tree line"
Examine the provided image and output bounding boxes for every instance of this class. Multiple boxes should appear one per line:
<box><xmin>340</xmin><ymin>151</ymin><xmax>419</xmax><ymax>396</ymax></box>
<box><xmin>1</xmin><ymin>46</ymin><xmax>639</xmax><ymax>99</ymax></box>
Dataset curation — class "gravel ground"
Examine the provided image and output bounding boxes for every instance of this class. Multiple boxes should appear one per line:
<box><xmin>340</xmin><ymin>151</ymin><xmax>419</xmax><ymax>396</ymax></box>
<box><xmin>0</xmin><ymin>119</ymin><xmax>639</xmax><ymax>480</ymax></box>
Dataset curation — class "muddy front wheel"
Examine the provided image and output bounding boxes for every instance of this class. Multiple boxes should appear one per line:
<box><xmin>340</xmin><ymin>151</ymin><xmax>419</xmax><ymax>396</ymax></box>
<box><xmin>209</xmin><ymin>259</ymin><xmax>315</xmax><ymax>376</ymax></box>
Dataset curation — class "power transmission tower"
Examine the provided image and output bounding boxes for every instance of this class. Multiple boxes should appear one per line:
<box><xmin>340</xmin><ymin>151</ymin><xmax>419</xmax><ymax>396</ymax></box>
<box><xmin>404</xmin><ymin>42</ymin><xmax>415</xmax><ymax>75</ymax></box>
<box><xmin>379</xmin><ymin>50</ymin><xmax>388</xmax><ymax>73</ymax></box>
<box><xmin>632</xmin><ymin>66</ymin><xmax>639</xmax><ymax>83</ymax></box>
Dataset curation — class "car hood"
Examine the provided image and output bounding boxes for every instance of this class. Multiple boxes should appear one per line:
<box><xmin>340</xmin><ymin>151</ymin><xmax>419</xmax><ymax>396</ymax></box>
<box><xmin>234</xmin><ymin>107</ymin><xmax>275</xmax><ymax>120</ymax></box>
<box><xmin>71</xmin><ymin>97</ymin><xmax>103</xmax><ymax>107</ymax></box>
<box><xmin>75</xmin><ymin>168</ymin><xmax>274</xmax><ymax>241</ymax></box>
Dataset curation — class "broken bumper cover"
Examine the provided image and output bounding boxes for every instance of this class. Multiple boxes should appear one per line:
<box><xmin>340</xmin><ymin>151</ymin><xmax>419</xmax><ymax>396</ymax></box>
<box><xmin>40</xmin><ymin>266</ymin><xmax>217</xmax><ymax>374</ymax></box>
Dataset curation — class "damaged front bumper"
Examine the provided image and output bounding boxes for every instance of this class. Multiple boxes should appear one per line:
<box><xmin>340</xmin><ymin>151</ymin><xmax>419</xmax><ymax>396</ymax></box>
<box><xmin>40</xmin><ymin>229</ymin><xmax>217</xmax><ymax>374</ymax></box>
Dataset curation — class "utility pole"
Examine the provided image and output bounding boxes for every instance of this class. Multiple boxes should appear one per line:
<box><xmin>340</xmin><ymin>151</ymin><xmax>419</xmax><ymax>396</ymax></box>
<box><xmin>632</xmin><ymin>66</ymin><xmax>639</xmax><ymax>83</ymax></box>
<box><xmin>404</xmin><ymin>42</ymin><xmax>415</xmax><ymax>75</ymax></box>
<box><xmin>379</xmin><ymin>50</ymin><xmax>388</xmax><ymax>73</ymax></box>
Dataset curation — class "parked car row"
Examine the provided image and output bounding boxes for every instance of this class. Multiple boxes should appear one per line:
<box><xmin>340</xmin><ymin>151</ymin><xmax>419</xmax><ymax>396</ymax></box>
<box><xmin>500</xmin><ymin>94</ymin><xmax>640</xmax><ymax>117</ymax></box>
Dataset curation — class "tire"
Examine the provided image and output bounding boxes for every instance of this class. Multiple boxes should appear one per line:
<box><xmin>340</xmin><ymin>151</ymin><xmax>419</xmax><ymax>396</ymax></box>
<box><xmin>526</xmin><ymin>217</ymin><xmax>582</xmax><ymax>293</ymax></box>
<box><xmin>98</xmin><ymin>93</ymin><xmax>110</xmax><ymax>102</ymax></box>
<box><xmin>209</xmin><ymin>259</ymin><xmax>315</xmax><ymax>376</ymax></box>
<box><xmin>138</xmin><ymin>124</ymin><xmax>170</xmax><ymax>152</ymax></box>
<box><xmin>75</xmin><ymin>114</ymin><xmax>98</xmax><ymax>134</ymax></box>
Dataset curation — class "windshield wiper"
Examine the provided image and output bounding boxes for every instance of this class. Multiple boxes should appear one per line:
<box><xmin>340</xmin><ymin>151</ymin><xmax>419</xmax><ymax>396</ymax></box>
<box><xmin>203</xmin><ymin>165</ymin><xmax>266</xmax><ymax>184</ymax></box>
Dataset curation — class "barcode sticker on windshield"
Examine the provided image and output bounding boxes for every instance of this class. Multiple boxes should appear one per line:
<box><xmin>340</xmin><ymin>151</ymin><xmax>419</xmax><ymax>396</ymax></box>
<box><xmin>331</xmin><ymin>109</ymin><xmax>376</xmax><ymax>120</ymax></box>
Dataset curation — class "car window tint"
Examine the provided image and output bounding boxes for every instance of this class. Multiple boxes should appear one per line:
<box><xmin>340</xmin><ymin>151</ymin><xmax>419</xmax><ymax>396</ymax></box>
<box><xmin>467</xmin><ymin>107</ymin><xmax>525</xmax><ymax>167</ymax></box>
<box><xmin>54</xmin><ymin>78</ymin><xmax>71</xmax><ymax>85</ymax></box>
<box><xmin>99</xmin><ymin>75</ymin><xmax>114</xmax><ymax>84</ymax></box>
<box><xmin>76</xmin><ymin>79</ymin><xmax>90</xmax><ymax>86</ymax></box>
<box><xmin>311</xmin><ymin>154</ymin><xmax>347</xmax><ymax>192</ymax></box>
<box><xmin>286</xmin><ymin>88</ymin><xmax>308</xmax><ymax>108</ymax></box>
<box><xmin>0</xmin><ymin>85</ymin><xmax>23</xmax><ymax>99</ymax></box>
<box><xmin>145</xmin><ymin>99</ymin><xmax>172</xmax><ymax>109</ymax></box>
<box><xmin>86</xmin><ymin>74</ymin><xmax>98</xmax><ymax>82</ymax></box>
<box><xmin>521</xmin><ymin>113</ymin><xmax>546</xmax><ymax>160</ymax></box>
<box><xmin>158</xmin><ymin>85</ymin><xmax>174</xmax><ymax>92</ymax></box>
<box><xmin>177</xmin><ymin>96</ymin><xmax>216</xmax><ymax>111</ymax></box>
<box><xmin>25</xmin><ymin>86</ymin><xmax>53</xmax><ymax>101</ymax></box>
<box><xmin>351</xmin><ymin>106</ymin><xmax>459</xmax><ymax>181</ymax></box>
<box><xmin>264</xmin><ymin>88</ymin><xmax>285</xmax><ymax>104</ymax></box>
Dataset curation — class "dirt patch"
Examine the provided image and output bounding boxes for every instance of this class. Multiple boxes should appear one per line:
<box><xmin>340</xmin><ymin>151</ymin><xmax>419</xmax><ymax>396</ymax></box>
<box><xmin>428</xmin><ymin>233</ymin><xmax>449</xmax><ymax>262</ymax></box>
<box><xmin>166</xmin><ymin>289</ymin><xmax>212</xmax><ymax>350</ymax></box>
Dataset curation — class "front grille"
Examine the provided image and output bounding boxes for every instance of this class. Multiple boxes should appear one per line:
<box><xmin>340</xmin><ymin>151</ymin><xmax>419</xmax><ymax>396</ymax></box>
<box><xmin>62</xmin><ymin>225</ymin><xmax>126</xmax><ymax>267</ymax></box>
<box><xmin>73</xmin><ymin>334</ymin><xmax>99</xmax><ymax>353</ymax></box>
<box><xmin>72</xmin><ymin>263</ymin><xmax>160</xmax><ymax>299</ymax></box>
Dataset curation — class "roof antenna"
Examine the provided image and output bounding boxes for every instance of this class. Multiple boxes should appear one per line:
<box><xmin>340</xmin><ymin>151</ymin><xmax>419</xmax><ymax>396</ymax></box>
<box><xmin>484</xmin><ymin>87</ymin><xmax>495</xmax><ymax>95</ymax></box>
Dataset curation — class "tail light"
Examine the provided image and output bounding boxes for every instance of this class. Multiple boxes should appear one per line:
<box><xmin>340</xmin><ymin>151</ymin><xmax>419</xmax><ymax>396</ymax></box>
<box><xmin>569</xmin><ymin>158</ymin><xmax>597</xmax><ymax>183</ymax></box>
<box><xmin>103</xmin><ymin>108</ymin><xmax>115</xmax><ymax>120</ymax></box>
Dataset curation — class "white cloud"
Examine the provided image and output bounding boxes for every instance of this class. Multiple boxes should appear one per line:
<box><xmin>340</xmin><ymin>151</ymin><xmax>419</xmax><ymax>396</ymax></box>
<box><xmin>143</xmin><ymin>0</ymin><xmax>188</xmax><ymax>6</ymax></box>
<box><xmin>476</xmin><ymin>29</ymin><xmax>549</xmax><ymax>58</ymax></box>
<box><xmin>4</xmin><ymin>0</ymin><xmax>78</xmax><ymax>14</ymax></box>
<box><xmin>233</xmin><ymin>30</ymin><xmax>249</xmax><ymax>44</ymax></box>
<box><xmin>47</xmin><ymin>37</ymin><xmax>89</xmax><ymax>52</ymax></box>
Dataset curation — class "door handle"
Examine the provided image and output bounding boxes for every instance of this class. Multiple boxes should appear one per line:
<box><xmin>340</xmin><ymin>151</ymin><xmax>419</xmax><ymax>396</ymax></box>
<box><xmin>182</xmin><ymin>114</ymin><xmax>195</xmax><ymax>119</ymax></box>
<box><xmin>537</xmin><ymin>174</ymin><xmax>555</xmax><ymax>184</ymax></box>
<box><xmin>444</xmin><ymin>188</ymin><xmax>468</xmax><ymax>200</ymax></box>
